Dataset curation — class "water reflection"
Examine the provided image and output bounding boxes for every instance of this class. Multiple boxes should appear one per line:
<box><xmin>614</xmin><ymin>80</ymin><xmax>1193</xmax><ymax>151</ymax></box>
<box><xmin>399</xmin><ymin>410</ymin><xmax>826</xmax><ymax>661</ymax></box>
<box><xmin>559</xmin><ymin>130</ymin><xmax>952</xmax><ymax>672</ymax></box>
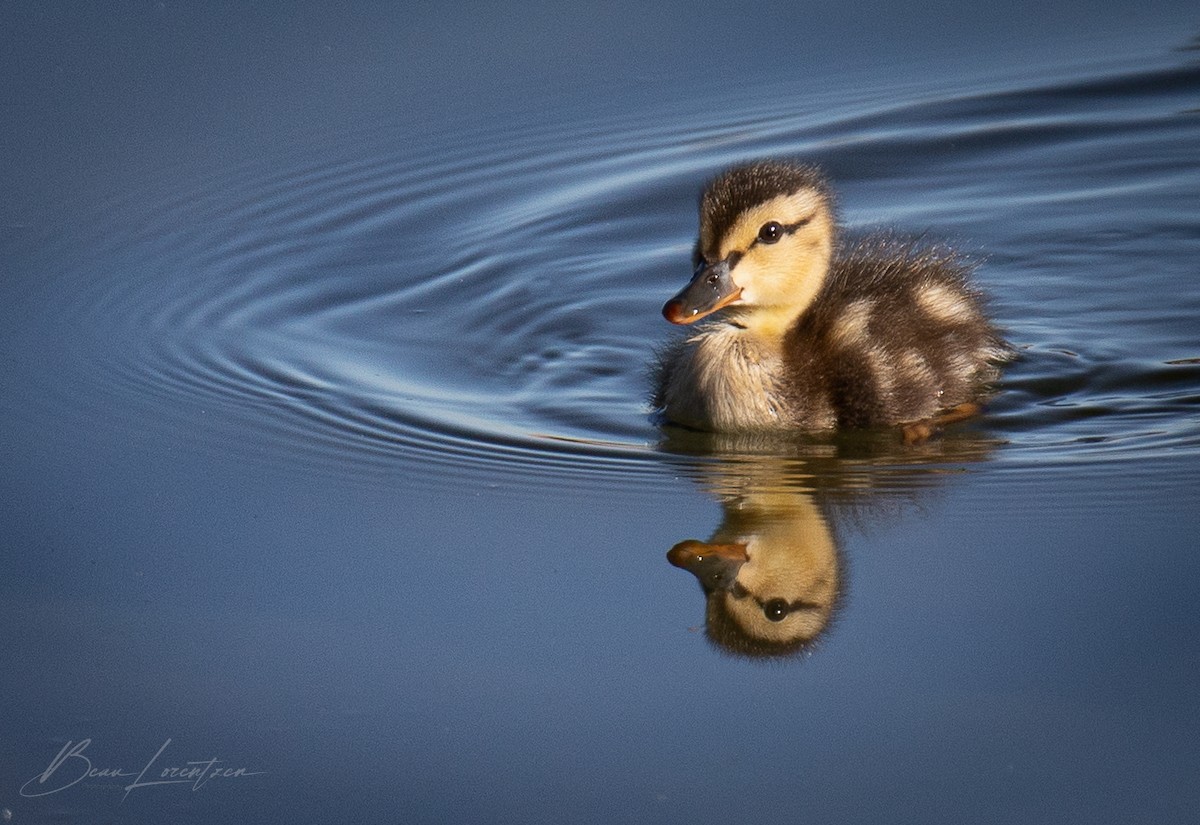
<box><xmin>668</xmin><ymin>489</ymin><xmax>841</xmax><ymax>659</ymax></box>
<box><xmin>662</xmin><ymin>429</ymin><xmax>999</xmax><ymax>659</ymax></box>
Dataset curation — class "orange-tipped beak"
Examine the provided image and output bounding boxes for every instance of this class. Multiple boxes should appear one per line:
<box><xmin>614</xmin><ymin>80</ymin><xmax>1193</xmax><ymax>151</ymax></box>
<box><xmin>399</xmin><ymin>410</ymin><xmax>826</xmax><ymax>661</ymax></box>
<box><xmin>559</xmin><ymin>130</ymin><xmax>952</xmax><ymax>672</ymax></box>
<box><xmin>667</xmin><ymin>539</ymin><xmax>748</xmax><ymax>592</ymax></box>
<box><xmin>667</xmin><ymin>540</ymin><xmax>749</xmax><ymax>565</ymax></box>
<box><xmin>662</xmin><ymin>260</ymin><xmax>742</xmax><ymax>325</ymax></box>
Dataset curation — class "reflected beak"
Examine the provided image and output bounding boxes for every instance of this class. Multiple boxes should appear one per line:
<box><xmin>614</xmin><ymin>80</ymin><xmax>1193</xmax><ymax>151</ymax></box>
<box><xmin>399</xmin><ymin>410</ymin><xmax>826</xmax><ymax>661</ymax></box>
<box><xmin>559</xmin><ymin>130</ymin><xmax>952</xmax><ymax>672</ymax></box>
<box><xmin>662</xmin><ymin>259</ymin><xmax>743</xmax><ymax>325</ymax></box>
<box><xmin>667</xmin><ymin>539</ymin><xmax>748</xmax><ymax>592</ymax></box>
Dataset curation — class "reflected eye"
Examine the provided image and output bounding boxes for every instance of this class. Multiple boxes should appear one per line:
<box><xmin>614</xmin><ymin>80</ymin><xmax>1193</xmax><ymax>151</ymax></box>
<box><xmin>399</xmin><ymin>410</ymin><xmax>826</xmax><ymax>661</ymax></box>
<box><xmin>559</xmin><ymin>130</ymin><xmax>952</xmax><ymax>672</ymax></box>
<box><xmin>763</xmin><ymin>598</ymin><xmax>790</xmax><ymax>622</ymax></box>
<box><xmin>757</xmin><ymin>221</ymin><xmax>783</xmax><ymax>244</ymax></box>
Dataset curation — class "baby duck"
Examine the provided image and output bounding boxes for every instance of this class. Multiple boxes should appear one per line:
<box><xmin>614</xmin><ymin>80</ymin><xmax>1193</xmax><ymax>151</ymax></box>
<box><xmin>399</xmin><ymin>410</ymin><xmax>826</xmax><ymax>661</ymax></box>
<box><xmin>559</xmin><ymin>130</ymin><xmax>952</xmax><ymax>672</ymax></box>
<box><xmin>655</xmin><ymin>161</ymin><xmax>1010</xmax><ymax>433</ymax></box>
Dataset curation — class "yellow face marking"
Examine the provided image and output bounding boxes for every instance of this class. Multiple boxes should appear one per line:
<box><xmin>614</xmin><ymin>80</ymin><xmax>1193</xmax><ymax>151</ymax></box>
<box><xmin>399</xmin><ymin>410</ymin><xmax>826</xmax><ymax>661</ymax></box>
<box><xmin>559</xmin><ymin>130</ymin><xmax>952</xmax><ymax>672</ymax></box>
<box><xmin>703</xmin><ymin>190</ymin><xmax>828</xmax><ymax>260</ymax></box>
<box><xmin>695</xmin><ymin>190</ymin><xmax>834</xmax><ymax>336</ymax></box>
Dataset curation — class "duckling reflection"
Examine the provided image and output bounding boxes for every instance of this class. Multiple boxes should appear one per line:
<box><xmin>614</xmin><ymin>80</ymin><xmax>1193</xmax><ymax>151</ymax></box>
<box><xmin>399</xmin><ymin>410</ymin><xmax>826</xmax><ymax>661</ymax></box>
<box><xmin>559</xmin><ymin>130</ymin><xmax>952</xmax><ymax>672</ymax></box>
<box><xmin>668</xmin><ymin>488</ymin><xmax>841</xmax><ymax>659</ymax></box>
<box><xmin>661</xmin><ymin>426</ymin><xmax>1001</xmax><ymax>659</ymax></box>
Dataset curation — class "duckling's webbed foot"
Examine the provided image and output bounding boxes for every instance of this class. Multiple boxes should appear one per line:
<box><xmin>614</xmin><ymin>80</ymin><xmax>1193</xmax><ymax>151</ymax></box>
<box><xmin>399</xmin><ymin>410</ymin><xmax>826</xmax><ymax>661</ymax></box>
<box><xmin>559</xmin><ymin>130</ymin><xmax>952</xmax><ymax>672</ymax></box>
<box><xmin>901</xmin><ymin>402</ymin><xmax>982</xmax><ymax>444</ymax></box>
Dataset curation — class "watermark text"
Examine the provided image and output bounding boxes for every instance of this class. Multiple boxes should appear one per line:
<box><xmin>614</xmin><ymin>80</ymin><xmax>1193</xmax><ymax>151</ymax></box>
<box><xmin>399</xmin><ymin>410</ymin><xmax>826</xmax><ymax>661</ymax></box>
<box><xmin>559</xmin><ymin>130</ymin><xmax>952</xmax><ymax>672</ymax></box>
<box><xmin>20</xmin><ymin>738</ymin><xmax>264</xmax><ymax>801</ymax></box>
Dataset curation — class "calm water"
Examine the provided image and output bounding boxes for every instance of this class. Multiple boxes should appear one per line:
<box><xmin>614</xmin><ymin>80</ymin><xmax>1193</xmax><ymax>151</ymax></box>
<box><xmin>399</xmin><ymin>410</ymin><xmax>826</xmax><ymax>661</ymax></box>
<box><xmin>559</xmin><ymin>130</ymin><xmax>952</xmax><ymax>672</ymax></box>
<box><xmin>3</xmin><ymin>3</ymin><xmax>1200</xmax><ymax>823</ymax></box>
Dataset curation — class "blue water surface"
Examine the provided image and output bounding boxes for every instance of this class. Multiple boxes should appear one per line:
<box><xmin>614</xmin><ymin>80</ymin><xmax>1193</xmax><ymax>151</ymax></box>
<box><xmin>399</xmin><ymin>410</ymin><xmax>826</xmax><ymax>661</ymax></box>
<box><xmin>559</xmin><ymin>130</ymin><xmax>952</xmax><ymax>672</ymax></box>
<box><xmin>2</xmin><ymin>2</ymin><xmax>1199</xmax><ymax>823</ymax></box>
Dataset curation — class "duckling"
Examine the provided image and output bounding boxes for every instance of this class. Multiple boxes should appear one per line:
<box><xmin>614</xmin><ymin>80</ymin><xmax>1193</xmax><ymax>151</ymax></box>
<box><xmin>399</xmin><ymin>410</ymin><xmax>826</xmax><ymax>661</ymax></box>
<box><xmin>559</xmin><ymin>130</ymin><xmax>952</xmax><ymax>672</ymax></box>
<box><xmin>654</xmin><ymin>161</ymin><xmax>1011</xmax><ymax>434</ymax></box>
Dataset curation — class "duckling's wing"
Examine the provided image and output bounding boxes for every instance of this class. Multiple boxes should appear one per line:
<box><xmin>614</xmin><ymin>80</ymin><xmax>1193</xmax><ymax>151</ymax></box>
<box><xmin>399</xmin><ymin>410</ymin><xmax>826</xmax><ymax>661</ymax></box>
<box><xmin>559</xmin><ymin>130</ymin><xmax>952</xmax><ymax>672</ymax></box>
<box><xmin>791</xmin><ymin>235</ymin><xmax>1010</xmax><ymax>427</ymax></box>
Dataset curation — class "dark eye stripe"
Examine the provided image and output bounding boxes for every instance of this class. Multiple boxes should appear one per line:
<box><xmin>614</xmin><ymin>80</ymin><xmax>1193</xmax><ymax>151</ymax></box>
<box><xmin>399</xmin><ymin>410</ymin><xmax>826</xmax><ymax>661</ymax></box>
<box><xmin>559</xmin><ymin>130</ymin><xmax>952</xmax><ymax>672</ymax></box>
<box><xmin>709</xmin><ymin>213</ymin><xmax>815</xmax><ymax>272</ymax></box>
<box><xmin>749</xmin><ymin>215</ymin><xmax>813</xmax><ymax>250</ymax></box>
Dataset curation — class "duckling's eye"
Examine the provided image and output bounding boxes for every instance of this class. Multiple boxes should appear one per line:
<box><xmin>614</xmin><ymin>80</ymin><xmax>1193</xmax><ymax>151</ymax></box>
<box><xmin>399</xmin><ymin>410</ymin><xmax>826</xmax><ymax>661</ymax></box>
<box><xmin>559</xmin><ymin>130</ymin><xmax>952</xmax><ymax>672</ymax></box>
<box><xmin>757</xmin><ymin>221</ymin><xmax>783</xmax><ymax>244</ymax></box>
<box><xmin>763</xmin><ymin>598</ymin><xmax>790</xmax><ymax>622</ymax></box>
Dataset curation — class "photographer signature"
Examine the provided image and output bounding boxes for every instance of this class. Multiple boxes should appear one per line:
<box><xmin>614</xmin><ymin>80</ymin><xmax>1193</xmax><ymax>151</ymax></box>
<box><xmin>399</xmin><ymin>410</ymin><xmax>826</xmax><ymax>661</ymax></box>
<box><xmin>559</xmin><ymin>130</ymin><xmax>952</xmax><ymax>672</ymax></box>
<box><xmin>20</xmin><ymin>738</ymin><xmax>264</xmax><ymax>801</ymax></box>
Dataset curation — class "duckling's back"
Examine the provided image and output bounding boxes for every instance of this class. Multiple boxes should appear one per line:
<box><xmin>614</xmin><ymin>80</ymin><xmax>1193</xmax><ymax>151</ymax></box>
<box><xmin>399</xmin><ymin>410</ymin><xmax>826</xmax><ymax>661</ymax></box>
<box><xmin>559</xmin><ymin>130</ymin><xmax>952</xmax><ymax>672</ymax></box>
<box><xmin>783</xmin><ymin>237</ymin><xmax>1010</xmax><ymax>428</ymax></box>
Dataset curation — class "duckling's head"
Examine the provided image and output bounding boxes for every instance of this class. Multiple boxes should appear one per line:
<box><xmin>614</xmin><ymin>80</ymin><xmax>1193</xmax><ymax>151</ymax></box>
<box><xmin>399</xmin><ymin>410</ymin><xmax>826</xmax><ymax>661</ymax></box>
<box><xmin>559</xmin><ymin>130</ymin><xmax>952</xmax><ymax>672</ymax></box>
<box><xmin>666</xmin><ymin>492</ymin><xmax>841</xmax><ymax>659</ymax></box>
<box><xmin>663</xmin><ymin>161</ymin><xmax>836</xmax><ymax>338</ymax></box>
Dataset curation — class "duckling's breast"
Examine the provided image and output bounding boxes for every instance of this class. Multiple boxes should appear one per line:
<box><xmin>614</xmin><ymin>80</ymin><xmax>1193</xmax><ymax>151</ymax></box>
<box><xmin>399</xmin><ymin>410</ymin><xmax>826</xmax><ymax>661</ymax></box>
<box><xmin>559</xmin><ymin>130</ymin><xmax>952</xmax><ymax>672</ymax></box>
<box><xmin>661</xmin><ymin>325</ymin><xmax>828</xmax><ymax>431</ymax></box>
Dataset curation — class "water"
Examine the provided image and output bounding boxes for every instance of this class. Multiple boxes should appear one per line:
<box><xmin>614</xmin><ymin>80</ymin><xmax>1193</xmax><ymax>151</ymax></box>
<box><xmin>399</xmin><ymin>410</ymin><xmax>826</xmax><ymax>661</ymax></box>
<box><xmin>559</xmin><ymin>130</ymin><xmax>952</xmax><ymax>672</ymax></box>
<box><xmin>3</xmin><ymin>3</ymin><xmax>1199</xmax><ymax>823</ymax></box>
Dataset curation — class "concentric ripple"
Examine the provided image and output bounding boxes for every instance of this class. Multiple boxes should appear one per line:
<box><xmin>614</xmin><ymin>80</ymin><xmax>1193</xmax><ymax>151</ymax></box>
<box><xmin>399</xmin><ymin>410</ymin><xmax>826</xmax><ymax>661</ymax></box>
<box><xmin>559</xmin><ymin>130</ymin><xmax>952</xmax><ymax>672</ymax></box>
<box><xmin>26</xmin><ymin>52</ymin><xmax>1200</xmax><ymax>488</ymax></box>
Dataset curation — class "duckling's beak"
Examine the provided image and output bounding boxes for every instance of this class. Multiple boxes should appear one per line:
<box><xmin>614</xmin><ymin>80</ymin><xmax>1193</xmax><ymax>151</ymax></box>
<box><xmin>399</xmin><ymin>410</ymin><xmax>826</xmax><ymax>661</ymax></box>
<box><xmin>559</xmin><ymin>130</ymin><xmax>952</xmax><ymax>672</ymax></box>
<box><xmin>667</xmin><ymin>539</ymin><xmax>748</xmax><ymax>592</ymax></box>
<box><xmin>662</xmin><ymin>259</ymin><xmax>743</xmax><ymax>325</ymax></box>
